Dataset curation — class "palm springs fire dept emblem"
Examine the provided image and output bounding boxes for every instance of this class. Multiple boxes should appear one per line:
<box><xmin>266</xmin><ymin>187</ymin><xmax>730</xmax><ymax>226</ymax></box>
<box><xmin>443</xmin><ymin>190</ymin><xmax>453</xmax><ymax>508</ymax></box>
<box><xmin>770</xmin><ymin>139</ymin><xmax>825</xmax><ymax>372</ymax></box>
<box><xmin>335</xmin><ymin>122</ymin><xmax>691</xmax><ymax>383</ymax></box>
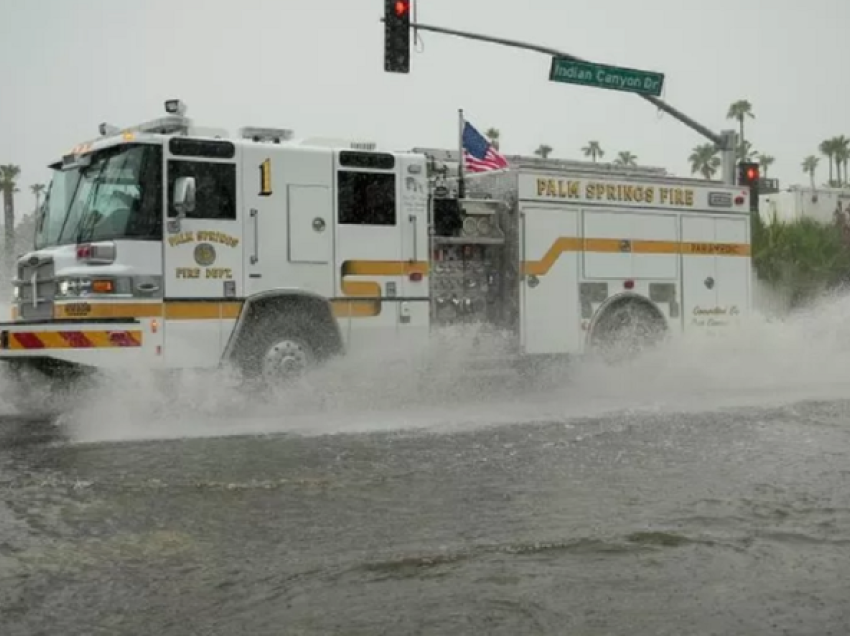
<box><xmin>194</xmin><ymin>243</ymin><xmax>217</xmax><ymax>267</ymax></box>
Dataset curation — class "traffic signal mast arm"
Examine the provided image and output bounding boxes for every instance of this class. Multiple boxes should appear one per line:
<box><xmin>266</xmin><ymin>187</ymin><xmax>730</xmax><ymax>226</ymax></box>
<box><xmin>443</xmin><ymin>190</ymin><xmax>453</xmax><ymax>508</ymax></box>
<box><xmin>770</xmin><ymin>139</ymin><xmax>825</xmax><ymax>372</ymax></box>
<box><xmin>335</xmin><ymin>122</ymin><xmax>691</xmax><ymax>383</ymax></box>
<box><xmin>386</xmin><ymin>18</ymin><xmax>739</xmax><ymax>186</ymax></box>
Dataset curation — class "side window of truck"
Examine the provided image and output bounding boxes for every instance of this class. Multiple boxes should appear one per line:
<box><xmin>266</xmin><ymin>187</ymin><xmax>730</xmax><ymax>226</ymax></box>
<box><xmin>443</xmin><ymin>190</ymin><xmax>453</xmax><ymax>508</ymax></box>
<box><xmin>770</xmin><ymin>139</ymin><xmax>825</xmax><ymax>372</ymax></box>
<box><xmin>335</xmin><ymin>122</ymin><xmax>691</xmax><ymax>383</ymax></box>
<box><xmin>337</xmin><ymin>170</ymin><xmax>396</xmax><ymax>226</ymax></box>
<box><xmin>167</xmin><ymin>160</ymin><xmax>237</xmax><ymax>220</ymax></box>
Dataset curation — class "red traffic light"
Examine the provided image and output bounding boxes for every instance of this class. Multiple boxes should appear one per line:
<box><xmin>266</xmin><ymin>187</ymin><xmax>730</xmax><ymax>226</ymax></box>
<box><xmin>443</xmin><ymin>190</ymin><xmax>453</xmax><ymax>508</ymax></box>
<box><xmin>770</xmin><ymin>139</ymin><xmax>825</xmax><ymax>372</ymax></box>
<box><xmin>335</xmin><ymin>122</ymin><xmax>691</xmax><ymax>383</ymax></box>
<box><xmin>738</xmin><ymin>161</ymin><xmax>760</xmax><ymax>186</ymax></box>
<box><xmin>385</xmin><ymin>0</ymin><xmax>411</xmax><ymax>73</ymax></box>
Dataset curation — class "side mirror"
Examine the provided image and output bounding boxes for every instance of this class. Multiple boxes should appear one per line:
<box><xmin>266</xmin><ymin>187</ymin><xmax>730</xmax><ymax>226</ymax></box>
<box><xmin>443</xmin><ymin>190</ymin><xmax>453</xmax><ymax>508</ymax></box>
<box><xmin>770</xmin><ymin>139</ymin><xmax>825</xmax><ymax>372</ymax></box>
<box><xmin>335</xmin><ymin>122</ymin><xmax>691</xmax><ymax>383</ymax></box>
<box><xmin>173</xmin><ymin>176</ymin><xmax>196</xmax><ymax>217</ymax></box>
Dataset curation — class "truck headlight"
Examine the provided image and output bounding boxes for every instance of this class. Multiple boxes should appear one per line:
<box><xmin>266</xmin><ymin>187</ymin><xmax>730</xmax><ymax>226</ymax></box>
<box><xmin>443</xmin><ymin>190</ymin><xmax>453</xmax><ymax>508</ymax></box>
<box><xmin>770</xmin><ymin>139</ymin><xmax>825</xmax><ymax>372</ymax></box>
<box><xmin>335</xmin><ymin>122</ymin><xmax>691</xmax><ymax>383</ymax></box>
<box><xmin>55</xmin><ymin>277</ymin><xmax>125</xmax><ymax>298</ymax></box>
<box><xmin>56</xmin><ymin>277</ymin><xmax>95</xmax><ymax>297</ymax></box>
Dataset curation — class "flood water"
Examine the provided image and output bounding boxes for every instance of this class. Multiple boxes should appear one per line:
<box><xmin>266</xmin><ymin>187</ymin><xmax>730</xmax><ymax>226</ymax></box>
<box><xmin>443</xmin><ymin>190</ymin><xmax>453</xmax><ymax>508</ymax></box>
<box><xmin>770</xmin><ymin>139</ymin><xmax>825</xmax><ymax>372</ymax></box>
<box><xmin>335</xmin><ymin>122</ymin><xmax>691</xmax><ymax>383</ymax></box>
<box><xmin>1</xmin><ymin>398</ymin><xmax>849</xmax><ymax>635</ymax></box>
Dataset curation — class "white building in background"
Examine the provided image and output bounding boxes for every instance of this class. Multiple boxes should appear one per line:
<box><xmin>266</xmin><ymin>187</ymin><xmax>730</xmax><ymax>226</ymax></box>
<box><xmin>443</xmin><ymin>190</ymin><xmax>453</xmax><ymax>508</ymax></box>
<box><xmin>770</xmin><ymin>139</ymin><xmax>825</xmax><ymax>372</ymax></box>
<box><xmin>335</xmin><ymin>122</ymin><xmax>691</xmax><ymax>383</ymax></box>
<box><xmin>759</xmin><ymin>186</ymin><xmax>850</xmax><ymax>225</ymax></box>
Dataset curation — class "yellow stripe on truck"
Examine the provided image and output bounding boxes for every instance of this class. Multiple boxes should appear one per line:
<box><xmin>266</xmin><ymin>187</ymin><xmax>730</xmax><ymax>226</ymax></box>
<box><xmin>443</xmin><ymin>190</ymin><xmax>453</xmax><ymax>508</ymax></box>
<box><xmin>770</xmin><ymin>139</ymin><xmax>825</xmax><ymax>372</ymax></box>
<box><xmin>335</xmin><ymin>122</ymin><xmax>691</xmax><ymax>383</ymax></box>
<box><xmin>523</xmin><ymin>237</ymin><xmax>750</xmax><ymax>276</ymax></box>
<box><xmin>13</xmin><ymin>238</ymin><xmax>747</xmax><ymax>324</ymax></box>
<box><xmin>162</xmin><ymin>302</ymin><xmax>243</xmax><ymax>320</ymax></box>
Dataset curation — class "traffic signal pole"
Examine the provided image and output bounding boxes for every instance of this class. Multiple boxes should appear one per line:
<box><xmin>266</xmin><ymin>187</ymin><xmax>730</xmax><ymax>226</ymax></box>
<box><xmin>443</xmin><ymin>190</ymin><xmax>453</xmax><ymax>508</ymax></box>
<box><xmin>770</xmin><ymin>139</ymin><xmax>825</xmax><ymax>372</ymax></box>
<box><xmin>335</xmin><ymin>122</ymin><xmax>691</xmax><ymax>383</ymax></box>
<box><xmin>398</xmin><ymin>20</ymin><xmax>739</xmax><ymax>186</ymax></box>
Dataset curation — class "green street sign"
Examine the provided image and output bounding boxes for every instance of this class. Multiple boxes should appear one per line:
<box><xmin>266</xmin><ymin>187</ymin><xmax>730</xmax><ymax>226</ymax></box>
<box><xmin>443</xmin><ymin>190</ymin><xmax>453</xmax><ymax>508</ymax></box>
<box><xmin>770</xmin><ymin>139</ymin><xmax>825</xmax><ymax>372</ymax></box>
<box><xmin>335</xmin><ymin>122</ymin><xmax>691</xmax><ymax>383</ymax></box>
<box><xmin>549</xmin><ymin>58</ymin><xmax>665</xmax><ymax>98</ymax></box>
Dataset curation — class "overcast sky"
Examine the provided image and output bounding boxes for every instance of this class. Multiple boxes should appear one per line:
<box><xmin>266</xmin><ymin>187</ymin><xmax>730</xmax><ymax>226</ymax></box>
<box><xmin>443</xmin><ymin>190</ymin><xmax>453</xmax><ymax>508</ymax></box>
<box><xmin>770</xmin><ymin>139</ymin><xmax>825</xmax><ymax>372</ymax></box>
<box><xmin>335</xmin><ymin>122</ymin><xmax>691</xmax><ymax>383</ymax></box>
<box><xmin>1</xmin><ymin>0</ymin><xmax>846</xmax><ymax>215</ymax></box>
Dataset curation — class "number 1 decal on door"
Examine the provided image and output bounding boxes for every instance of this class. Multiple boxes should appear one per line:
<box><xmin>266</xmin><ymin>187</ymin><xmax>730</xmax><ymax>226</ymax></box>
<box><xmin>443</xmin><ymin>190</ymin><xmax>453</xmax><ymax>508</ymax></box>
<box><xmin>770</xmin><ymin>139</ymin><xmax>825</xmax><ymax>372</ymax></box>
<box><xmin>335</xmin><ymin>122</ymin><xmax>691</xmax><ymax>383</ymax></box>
<box><xmin>259</xmin><ymin>158</ymin><xmax>272</xmax><ymax>196</ymax></box>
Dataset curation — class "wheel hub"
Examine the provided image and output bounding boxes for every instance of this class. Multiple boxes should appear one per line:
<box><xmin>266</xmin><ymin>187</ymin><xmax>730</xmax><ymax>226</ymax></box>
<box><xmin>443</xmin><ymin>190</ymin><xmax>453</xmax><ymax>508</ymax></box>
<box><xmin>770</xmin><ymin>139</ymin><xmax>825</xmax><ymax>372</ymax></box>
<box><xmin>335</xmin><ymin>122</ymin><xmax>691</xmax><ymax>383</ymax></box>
<box><xmin>261</xmin><ymin>339</ymin><xmax>310</xmax><ymax>383</ymax></box>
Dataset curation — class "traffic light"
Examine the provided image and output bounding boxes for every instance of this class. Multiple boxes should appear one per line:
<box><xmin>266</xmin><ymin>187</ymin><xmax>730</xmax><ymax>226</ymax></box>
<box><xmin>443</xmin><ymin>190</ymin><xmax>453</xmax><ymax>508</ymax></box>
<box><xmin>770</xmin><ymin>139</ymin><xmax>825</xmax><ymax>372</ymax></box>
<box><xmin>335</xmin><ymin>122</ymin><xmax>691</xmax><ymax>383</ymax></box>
<box><xmin>384</xmin><ymin>0</ymin><xmax>411</xmax><ymax>73</ymax></box>
<box><xmin>738</xmin><ymin>161</ymin><xmax>760</xmax><ymax>212</ymax></box>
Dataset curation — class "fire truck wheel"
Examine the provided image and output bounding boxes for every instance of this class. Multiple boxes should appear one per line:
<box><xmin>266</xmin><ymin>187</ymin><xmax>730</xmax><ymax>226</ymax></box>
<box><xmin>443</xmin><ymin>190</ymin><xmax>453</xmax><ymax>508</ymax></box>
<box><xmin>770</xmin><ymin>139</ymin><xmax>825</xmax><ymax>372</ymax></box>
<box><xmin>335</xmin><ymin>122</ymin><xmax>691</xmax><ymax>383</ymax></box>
<box><xmin>239</xmin><ymin>318</ymin><xmax>321</xmax><ymax>387</ymax></box>
<box><xmin>589</xmin><ymin>300</ymin><xmax>666</xmax><ymax>364</ymax></box>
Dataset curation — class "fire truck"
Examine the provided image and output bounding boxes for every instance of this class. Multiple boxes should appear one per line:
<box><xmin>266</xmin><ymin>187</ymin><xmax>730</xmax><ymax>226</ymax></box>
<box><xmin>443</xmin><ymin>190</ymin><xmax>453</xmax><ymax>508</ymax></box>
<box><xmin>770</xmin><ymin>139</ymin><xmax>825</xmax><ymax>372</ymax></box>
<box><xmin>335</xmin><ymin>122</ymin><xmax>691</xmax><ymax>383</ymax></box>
<box><xmin>0</xmin><ymin>100</ymin><xmax>753</xmax><ymax>412</ymax></box>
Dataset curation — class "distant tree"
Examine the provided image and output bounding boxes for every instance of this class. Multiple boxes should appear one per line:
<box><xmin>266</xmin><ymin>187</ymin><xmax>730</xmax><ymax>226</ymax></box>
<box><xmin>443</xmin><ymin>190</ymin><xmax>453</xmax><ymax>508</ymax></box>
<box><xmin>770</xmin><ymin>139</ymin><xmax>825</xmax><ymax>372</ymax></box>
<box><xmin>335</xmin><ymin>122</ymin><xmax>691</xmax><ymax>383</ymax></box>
<box><xmin>737</xmin><ymin>140</ymin><xmax>759</xmax><ymax>162</ymax></box>
<box><xmin>534</xmin><ymin>144</ymin><xmax>553</xmax><ymax>159</ymax></box>
<box><xmin>758</xmin><ymin>154</ymin><xmax>775</xmax><ymax>177</ymax></box>
<box><xmin>484</xmin><ymin>128</ymin><xmax>500</xmax><ymax>150</ymax></box>
<box><xmin>581</xmin><ymin>141</ymin><xmax>604</xmax><ymax>162</ymax></box>
<box><xmin>802</xmin><ymin>155</ymin><xmax>820</xmax><ymax>190</ymax></box>
<box><xmin>819</xmin><ymin>138</ymin><xmax>839</xmax><ymax>186</ymax></box>
<box><xmin>30</xmin><ymin>183</ymin><xmax>46</xmax><ymax>213</ymax></box>
<box><xmin>613</xmin><ymin>151</ymin><xmax>637</xmax><ymax>167</ymax></box>
<box><xmin>0</xmin><ymin>165</ymin><xmax>21</xmax><ymax>275</ymax></box>
<box><xmin>688</xmin><ymin>144</ymin><xmax>721</xmax><ymax>180</ymax></box>
<box><xmin>834</xmin><ymin>135</ymin><xmax>849</xmax><ymax>186</ymax></box>
<box><xmin>726</xmin><ymin>99</ymin><xmax>755</xmax><ymax>156</ymax></box>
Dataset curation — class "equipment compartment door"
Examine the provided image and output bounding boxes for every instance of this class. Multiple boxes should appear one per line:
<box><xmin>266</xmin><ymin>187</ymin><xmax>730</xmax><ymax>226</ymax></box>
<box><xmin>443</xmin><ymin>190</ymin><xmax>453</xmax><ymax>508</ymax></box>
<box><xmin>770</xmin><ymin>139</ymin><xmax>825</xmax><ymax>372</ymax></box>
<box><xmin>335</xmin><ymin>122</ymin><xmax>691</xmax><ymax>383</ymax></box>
<box><xmin>242</xmin><ymin>146</ymin><xmax>335</xmax><ymax>299</ymax></box>
<box><xmin>681</xmin><ymin>215</ymin><xmax>750</xmax><ymax>332</ymax></box>
<box><xmin>521</xmin><ymin>206</ymin><xmax>581</xmax><ymax>355</ymax></box>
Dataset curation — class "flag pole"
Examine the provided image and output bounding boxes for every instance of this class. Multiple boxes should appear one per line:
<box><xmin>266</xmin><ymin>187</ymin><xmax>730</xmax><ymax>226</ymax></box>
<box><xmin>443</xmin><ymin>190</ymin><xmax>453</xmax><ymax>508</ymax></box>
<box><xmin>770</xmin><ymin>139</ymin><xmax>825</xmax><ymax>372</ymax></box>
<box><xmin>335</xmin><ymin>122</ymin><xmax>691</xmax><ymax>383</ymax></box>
<box><xmin>457</xmin><ymin>108</ymin><xmax>466</xmax><ymax>200</ymax></box>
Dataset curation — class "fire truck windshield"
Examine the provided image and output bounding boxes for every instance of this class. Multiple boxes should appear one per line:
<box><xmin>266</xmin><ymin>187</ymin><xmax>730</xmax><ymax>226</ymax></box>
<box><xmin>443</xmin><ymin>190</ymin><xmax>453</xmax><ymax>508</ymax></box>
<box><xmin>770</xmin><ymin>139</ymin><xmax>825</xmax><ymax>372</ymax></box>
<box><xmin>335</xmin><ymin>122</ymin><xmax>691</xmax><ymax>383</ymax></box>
<box><xmin>35</xmin><ymin>143</ymin><xmax>163</xmax><ymax>249</ymax></box>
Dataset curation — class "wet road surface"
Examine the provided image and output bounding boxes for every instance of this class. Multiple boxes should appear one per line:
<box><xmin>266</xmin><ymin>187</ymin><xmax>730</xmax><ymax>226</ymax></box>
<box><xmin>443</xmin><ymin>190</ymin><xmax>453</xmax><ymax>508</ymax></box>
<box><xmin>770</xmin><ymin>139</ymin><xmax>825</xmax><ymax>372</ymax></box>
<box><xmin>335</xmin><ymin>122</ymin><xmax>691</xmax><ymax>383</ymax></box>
<box><xmin>2</xmin><ymin>399</ymin><xmax>850</xmax><ymax>635</ymax></box>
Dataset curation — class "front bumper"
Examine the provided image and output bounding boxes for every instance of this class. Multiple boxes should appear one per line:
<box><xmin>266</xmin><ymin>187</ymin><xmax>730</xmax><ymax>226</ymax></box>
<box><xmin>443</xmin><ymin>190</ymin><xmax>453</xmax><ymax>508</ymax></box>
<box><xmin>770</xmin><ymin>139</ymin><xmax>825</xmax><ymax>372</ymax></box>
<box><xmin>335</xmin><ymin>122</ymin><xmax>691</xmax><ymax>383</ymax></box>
<box><xmin>0</xmin><ymin>318</ymin><xmax>158</xmax><ymax>369</ymax></box>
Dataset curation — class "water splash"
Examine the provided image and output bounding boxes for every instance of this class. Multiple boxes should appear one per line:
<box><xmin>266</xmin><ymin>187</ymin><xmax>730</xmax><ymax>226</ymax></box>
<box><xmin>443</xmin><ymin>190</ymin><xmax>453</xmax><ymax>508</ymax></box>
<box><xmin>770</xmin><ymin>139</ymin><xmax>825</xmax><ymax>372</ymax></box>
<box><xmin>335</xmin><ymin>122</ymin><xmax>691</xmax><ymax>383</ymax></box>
<box><xmin>5</xmin><ymin>291</ymin><xmax>850</xmax><ymax>444</ymax></box>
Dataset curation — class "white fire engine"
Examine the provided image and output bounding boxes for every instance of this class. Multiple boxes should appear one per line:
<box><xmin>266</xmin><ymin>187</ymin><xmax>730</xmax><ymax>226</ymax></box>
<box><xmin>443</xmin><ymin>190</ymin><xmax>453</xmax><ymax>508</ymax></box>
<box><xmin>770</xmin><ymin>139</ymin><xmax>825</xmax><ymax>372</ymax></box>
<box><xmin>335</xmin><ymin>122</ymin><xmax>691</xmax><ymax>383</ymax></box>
<box><xmin>0</xmin><ymin>100</ymin><xmax>753</xmax><ymax>409</ymax></box>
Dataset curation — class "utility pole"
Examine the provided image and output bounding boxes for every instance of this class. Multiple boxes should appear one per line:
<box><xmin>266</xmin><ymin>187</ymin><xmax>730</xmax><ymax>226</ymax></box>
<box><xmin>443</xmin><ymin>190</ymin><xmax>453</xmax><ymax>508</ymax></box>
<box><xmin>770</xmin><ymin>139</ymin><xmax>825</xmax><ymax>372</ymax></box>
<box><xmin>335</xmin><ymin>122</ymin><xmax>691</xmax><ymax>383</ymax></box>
<box><xmin>393</xmin><ymin>20</ymin><xmax>739</xmax><ymax>186</ymax></box>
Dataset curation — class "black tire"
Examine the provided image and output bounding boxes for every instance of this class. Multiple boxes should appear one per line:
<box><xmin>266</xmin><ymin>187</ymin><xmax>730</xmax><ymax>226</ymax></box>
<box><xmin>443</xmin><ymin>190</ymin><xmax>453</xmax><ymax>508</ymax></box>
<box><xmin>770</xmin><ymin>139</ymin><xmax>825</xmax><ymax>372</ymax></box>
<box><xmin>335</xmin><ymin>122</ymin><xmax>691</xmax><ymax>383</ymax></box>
<box><xmin>589</xmin><ymin>301</ymin><xmax>667</xmax><ymax>364</ymax></box>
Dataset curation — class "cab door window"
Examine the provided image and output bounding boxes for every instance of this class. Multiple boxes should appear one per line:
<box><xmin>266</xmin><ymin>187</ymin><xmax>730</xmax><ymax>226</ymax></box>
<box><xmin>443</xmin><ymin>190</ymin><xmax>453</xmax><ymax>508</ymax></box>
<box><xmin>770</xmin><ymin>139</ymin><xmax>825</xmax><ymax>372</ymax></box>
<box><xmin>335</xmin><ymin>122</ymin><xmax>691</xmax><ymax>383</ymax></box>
<box><xmin>167</xmin><ymin>160</ymin><xmax>237</xmax><ymax>220</ymax></box>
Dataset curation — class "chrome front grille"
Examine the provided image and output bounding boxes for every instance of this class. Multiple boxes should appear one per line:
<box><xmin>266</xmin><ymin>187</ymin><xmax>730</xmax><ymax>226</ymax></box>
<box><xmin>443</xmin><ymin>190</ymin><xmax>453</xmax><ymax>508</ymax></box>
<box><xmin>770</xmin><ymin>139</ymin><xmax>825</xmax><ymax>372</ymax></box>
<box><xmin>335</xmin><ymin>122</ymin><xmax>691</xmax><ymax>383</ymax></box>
<box><xmin>16</xmin><ymin>257</ymin><xmax>55</xmax><ymax>320</ymax></box>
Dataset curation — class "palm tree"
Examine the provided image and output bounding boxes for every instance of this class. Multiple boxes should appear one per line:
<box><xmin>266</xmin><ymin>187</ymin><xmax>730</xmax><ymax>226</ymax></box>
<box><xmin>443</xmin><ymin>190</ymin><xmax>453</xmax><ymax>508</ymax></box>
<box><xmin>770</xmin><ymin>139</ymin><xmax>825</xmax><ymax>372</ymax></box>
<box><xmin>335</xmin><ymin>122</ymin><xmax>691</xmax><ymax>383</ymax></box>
<box><xmin>758</xmin><ymin>154</ymin><xmax>775</xmax><ymax>177</ymax></box>
<box><xmin>484</xmin><ymin>128</ymin><xmax>500</xmax><ymax>150</ymax></box>
<box><xmin>0</xmin><ymin>165</ymin><xmax>21</xmax><ymax>275</ymax></box>
<box><xmin>534</xmin><ymin>144</ymin><xmax>553</xmax><ymax>159</ymax></box>
<box><xmin>726</xmin><ymin>100</ymin><xmax>755</xmax><ymax>156</ymax></box>
<box><xmin>834</xmin><ymin>135</ymin><xmax>849</xmax><ymax>186</ymax></box>
<box><xmin>613</xmin><ymin>151</ymin><xmax>637</xmax><ymax>167</ymax></box>
<box><xmin>736</xmin><ymin>140</ymin><xmax>759</xmax><ymax>162</ymax></box>
<box><xmin>582</xmin><ymin>141</ymin><xmax>604</xmax><ymax>162</ymax></box>
<box><xmin>30</xmin><ymin>183</ymin><xmax>46</xmax><ymax>213</ymax></box>
<box><xmin>688</xmin><ymin>144</ymin><xmax>721</xmax><ymax>180</ymax></box>
<box><xmin>802</xmin><ymin>155</ymin><xmax>819</xmax><ymax>190</ymax></box>
<box><xmin>819</xmin><ymin>138</ymin><xmax>838</xmax><ymax>186</ymax></box>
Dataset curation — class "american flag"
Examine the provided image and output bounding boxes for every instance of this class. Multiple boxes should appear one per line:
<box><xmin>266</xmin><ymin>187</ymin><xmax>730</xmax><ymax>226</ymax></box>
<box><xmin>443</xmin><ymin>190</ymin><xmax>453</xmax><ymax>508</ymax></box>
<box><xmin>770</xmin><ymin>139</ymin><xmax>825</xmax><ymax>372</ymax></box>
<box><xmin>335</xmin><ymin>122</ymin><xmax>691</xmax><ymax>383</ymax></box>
<box><xmin>461</xmin><ymin>120</ymin><xmax>509</xmax><ymax>173</ymax></box>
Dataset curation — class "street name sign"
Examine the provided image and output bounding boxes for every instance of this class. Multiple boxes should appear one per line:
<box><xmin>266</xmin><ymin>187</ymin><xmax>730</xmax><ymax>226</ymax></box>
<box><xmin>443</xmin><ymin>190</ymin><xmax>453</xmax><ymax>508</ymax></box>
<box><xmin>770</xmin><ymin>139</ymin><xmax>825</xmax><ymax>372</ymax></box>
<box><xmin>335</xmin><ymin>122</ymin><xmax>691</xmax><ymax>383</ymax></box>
<box><xmin>549</xmin><ymin>58</ymin><xmax>665</xmax><ymax>97</ymax></box>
